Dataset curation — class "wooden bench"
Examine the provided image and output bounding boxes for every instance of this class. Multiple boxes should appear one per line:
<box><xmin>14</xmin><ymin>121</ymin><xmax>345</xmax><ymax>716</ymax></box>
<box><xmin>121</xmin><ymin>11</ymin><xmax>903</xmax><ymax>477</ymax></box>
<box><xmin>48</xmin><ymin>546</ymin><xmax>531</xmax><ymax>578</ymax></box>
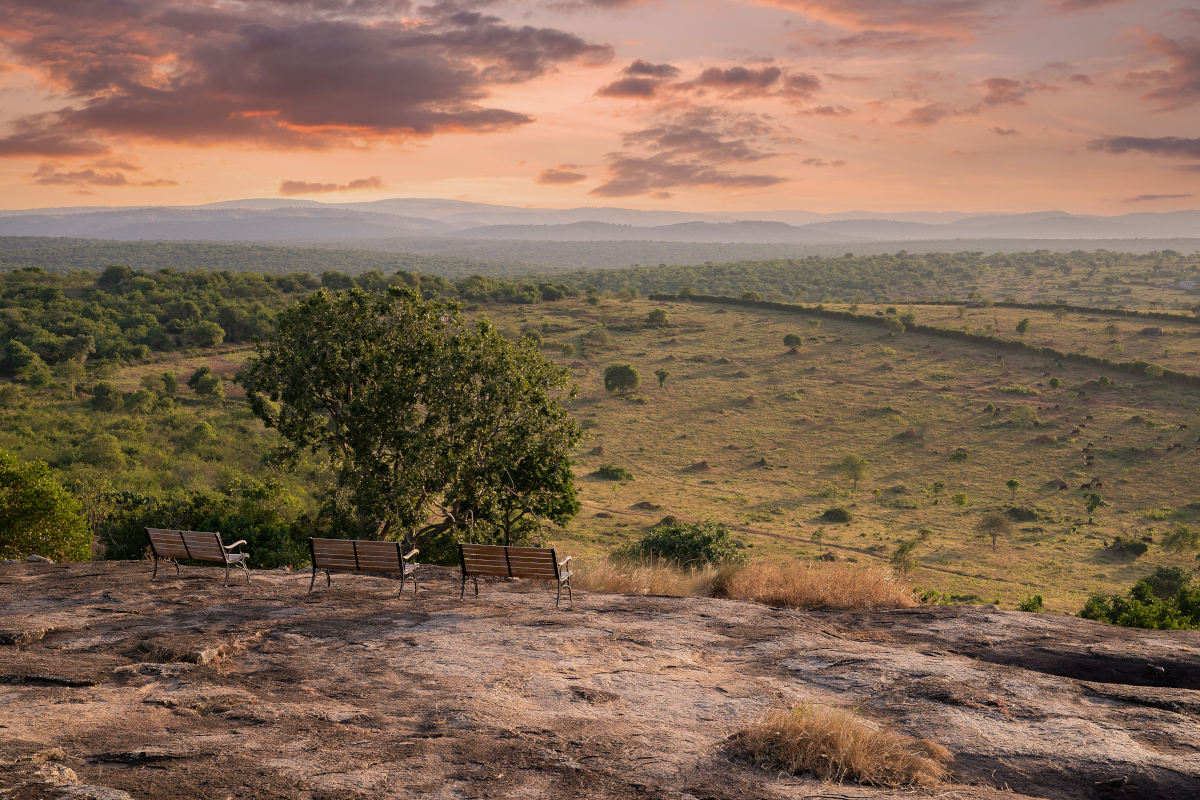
<box><xmin>146</xmin><ymin>528</ymin><xmax>250</xmax><ymax>587</ymax></box>
<box><xmin>458</xmin><ymin>543</ymin><xmax>573</xmax><ymax>607</ymax></box>
<box><xmin>308</xmin><ymin>538</ymin><xmax>419</xmax><ymax>597</ymax></box>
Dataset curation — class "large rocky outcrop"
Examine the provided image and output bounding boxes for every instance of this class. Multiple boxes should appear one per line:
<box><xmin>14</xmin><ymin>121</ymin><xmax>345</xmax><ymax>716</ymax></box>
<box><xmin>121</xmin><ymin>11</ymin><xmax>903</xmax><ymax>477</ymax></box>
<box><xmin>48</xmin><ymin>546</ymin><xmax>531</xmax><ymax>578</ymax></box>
<box><xmin>1</xmin><ymin>562</ymin><xmax>1197</xmax><ymax>799</ymax></box>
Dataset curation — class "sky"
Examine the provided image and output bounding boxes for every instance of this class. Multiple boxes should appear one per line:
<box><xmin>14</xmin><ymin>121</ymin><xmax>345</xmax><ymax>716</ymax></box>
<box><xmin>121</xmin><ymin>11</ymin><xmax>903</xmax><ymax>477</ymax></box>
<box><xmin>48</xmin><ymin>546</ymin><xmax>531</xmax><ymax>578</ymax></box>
<box><xmin>0</xmin><ymin>0</ymin><xmax>1198</xmax><ymax>213</ymax></box>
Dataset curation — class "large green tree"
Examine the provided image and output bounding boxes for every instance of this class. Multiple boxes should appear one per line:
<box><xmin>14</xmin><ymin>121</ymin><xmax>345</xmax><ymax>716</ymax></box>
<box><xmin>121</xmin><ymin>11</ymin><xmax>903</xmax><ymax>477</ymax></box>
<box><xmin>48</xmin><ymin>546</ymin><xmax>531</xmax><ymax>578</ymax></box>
<box><xmin>237</xmin><ymin>287</ymin><xmax>581</xmax><ymax>547</ymax></box>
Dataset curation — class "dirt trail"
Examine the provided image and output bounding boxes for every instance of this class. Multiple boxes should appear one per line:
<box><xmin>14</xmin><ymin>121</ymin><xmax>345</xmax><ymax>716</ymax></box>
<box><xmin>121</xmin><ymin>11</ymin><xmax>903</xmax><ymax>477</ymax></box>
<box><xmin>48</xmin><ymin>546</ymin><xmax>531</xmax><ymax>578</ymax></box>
<box><xmin>2</xmin><ymin>562</ymin><xmax>1198</xmax><ymax>800</ymax></box>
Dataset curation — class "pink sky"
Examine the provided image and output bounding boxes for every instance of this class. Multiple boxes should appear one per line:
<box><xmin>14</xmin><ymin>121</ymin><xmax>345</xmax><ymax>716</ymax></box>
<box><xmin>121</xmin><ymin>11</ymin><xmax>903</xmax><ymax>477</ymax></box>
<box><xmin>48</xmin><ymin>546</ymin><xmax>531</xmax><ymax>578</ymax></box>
<box><xmin>0</xmin><ymin>0</ymin><xmax>1197</xmax><ymax>213</ymax></box>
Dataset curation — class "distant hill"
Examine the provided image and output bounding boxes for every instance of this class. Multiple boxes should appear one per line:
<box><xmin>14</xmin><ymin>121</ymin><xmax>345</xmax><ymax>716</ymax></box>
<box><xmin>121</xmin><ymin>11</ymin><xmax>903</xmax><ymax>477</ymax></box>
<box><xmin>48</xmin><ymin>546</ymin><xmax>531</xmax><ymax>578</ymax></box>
<box><xmin>0</xmin><ymin>198</ymin><xmax>1196</xmax><ymax>245</ymax></box>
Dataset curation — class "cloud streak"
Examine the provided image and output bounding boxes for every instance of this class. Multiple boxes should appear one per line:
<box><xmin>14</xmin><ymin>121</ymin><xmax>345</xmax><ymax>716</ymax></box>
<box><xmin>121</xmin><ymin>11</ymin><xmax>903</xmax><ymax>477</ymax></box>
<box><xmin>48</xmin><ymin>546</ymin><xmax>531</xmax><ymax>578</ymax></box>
<box><xmin>279</xmin><ymin>176</ymin><xmax>385</xmax><ymax>195</ymax></box>
<box><xmin>1088</xmin><ymin>136</ymin><xmax>1200</xmax><ymax>158</ymax></box>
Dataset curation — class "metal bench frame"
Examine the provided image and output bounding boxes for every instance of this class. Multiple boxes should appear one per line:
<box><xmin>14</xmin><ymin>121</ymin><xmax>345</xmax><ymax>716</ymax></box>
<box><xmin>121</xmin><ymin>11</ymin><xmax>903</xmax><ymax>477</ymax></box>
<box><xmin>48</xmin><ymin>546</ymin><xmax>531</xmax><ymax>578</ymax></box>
<box><xmin>146</xmin><ymin>528</ymin><xmax>250</xmax><ymax>587</ymax></box>
<box><xmin>308</xmin><ymin>538</ymin><xmax>420</xmax><ymax>598</ymax></box>
<box><xmin>458</xmin><ymin>543</ymin><xmax>573</xmax><ymax>607</ymax></box>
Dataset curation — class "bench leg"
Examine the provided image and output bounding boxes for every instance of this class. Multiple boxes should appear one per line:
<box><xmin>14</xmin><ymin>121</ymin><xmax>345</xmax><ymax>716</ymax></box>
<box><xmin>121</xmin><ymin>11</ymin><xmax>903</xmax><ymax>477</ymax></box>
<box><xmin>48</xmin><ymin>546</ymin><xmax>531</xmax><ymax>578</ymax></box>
<box><xmin>174</xmin><ymin>559</ymin><xmax>180</xmax><ymax>576</ymax></box>
<box><xmin>308</xmin><ymin>568</ymin><xmax>317</xmax><ymax>593</ymax></box>
<box><xmin>152</xmin><ymin>557</ymin><xmax>159</xmax><ymax>581</ymax></box>
<box><xmin>556</xmin><ymin>580</ymin><xmax>561</xmax><ymax>608</ymax></box>
<box><xmin>241</xmin><ymin>560</ymin><xmax>251</xmax><ymax>585</ymax></box>
<box><xmin>473</xmin><ymin>577</ymin><xmax>479</xmax><ymax>597</ymax></box>
<box><xmin>224</xmin><ymin>561</ymin><xmax>230</xmax><ymax>588</ymax></box>
<box><xmin>460</xmin><ymin>575</ymin><xmax>467</xmax><ymax>600</ymax></box>
<box><xmin>326</xmin><ymin>570</ymin><xmax>331</xmax><ymax>587</ymax></box>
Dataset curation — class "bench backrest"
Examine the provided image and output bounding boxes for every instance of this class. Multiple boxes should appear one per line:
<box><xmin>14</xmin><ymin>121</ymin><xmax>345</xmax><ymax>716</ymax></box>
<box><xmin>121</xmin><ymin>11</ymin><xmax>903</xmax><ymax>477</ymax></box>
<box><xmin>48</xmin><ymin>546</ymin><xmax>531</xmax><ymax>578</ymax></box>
<box><xmin>310</xmin><ymin>538</ymin><xmax>406</xmax><ymax>574</ymax></box>
<box><xmin>459</xmin><ymin>544</ymin><xmax>560</xmax><ymax>580</ymax></box>
<box><xmin>147</xmin><ymin>528</ymin><xmax>224</xmax><ymax>562</ymax></box>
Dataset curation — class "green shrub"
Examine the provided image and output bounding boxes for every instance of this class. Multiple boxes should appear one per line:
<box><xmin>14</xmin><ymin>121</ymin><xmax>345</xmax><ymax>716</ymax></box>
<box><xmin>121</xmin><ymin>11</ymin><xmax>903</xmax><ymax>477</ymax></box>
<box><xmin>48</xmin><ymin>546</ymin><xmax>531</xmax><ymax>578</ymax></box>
<box><xmin>1018</xmin><ymin>594</ymin><xmax>1044</xmax><ymax>612</ymax></box>
<box><xmin>99</xmin><ymin>481</ymin><xmax>308</xmax><ymax>569</ymax></box>
<box><xmin>604</xmin><ymin>364</ymin><xmax>640</xmax><ymax>394</ymax></box>
<box><xmin>1107</xmin><ymin>536</ymin><xmax>1147</xmax><ymax>558</ymax></box>
<box><xmin>1049</xmin><ymin>377</ymin><xmax>1062</xmax><ymax>388</ymax></box>
<box><xmin>594</xmin><ymin>463</ymin><xmax>633</xmax><ymax>481</ymax></box>
<box><xmin>91</xmin><ymin>381</ymin><xmax>123</xmax><ymax>411</ymax></box>
<box><xmin>617</xmin><ymin>519</ymin><xmax>748</xmax><ymax>567</ymax></box>
<box><xmin>1080</xmin><ymin>568</ymin><xmax>1200</xmax><ymax>630</ymax></box>
<box><xmin>1163</xmin><ymin>524</ymin><xmax>1200</xmax><ymax>553</ymax></box>
<box><xmin>948</xmin><ymin>448</ymin><xmax>969</xmax><ymax>463</ymax></box>
<box><xmin>821</xmin><ymin>507</ymin><xmax>852</xmax><ymax>523</ymax></box>
<box><xmin>0</xmin><ymin>449</ymin><xmax>91</xmax><ymax>562</ymax></box>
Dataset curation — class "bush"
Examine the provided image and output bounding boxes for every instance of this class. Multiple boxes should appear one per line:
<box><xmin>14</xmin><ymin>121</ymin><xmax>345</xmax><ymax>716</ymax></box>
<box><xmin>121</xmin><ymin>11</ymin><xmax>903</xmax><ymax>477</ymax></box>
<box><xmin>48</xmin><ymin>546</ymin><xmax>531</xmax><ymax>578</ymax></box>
<box><xmin>1163</xmin><ymin>525</ymin><xmax>1200</xmax><ymax>553</ymax></box>
<box><xmin>618</xmin><ymin>519</ymin><xmax>748</xmax><ymax>567</ymax></box>
<box><xmin>646</xmin><ymin>308</ymin><xmax>670</xmax><ymax>328</ymax></box>
<box><xmin>603</xmin><ymin>363</ymin><xmax>640</xmax><ymax>394</ymax></box>
<box><xmin>738</xmin><ymin>703</ymin><xmax>950</xmax><ymax>787</ymax></box>
<box><xmin>948</xmin><ymin>448</ymin><xmax>969</xmax><ymax>463</ymax></box>
<box><xmin>822</xmin><ymin>506</ymin><xmax>852</xmax><ymax>522</ymax></box>
<box><xmin>593</xmin><ymin>463</ymin><xmax>633</xmax><ymax>481</ymax></box>
<box><xmin>1107</xmin><ymin>536</ymin><xmax>1147</xmax><ymax>557</ymax></box>
<box><xmin>1080</xmin><ymin>569</ymin><xmax>1200</xmax><ymax>630</ymax></box>
<box><xmin>0</xmin><ymin>449</ymin><xmax>91</xmax><ymax>562</ymax></box>
<box><xmin>99</xmin><ymin>482</ymin><xmax>308</xmax><ymax>569</ymax></box>
<box><xmin>783</xmin><ymin>333</ymin><xmax>802</xmax><ymax>347</ymax></box>
<box><xmin>1018</xmin><ymin>594</ymin><xmax>1044</xmax><ymax>612</ymax></box>
<box><xmin>91</xmin><ymin>381</ymin><xmax>123</xmax><ymax>411</ymax></box>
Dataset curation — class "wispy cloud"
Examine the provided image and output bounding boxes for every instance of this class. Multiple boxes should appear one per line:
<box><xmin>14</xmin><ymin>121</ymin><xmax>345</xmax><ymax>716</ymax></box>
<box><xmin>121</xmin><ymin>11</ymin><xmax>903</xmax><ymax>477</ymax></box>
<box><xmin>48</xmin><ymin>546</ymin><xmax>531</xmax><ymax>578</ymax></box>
<box><xmin>1120</xmin><ymin>193</ymin><xmax>1192</xmax><ymax>203</ymax></box>
<box><xmin>536</xmin><ymin>166</ymin><xmax>588</xmax><ymax>184</ymax></box>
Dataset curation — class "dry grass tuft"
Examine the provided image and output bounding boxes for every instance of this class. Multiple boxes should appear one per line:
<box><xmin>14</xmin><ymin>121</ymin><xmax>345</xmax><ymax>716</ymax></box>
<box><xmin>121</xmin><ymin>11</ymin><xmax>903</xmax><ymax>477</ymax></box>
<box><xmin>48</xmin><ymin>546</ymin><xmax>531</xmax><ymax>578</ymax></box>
<box><xmin>738</xmin><ymin>704</ymin><xmax>951</xmax><ymax>787</ymax></box>
<box><xmin>717</xmin><ymin>560</ymin><xmax>916</xmax><ymax>610</ymax></box>
<box><xmin>574</xmin><ymin>557</ymin><xmax>720</xmax><ymax>596</ymax></box>
<box><xmin>576</xmin><ymin>558</ymin><xmax>914</xmax><ymax>610</ymax></box>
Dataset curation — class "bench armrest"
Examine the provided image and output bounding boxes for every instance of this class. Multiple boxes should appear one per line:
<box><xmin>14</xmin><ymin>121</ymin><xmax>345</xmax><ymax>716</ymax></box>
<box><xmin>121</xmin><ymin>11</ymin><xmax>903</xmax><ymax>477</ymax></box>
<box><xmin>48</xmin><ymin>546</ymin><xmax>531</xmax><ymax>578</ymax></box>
<box><xmin>223</xmin><ymin>540</ymin><xmax>248</xmax><ymax>550</ymax></box>
<box><xmin>403</xmin><ymin>548</ymin><xmax>419</xmax><ymax>561</ymax></box>
<box><xmin>558</xmin><ymin>555</ymin><xmax>572</xmax><ymax>568</ymax></box>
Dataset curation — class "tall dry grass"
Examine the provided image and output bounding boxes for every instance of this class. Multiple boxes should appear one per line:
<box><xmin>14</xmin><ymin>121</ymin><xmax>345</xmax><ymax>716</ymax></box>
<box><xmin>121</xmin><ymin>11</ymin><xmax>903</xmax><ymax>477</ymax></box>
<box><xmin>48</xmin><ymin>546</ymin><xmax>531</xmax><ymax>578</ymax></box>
<box><xmin>737</xmin><ymin>703</ymin><xmax>951</xmax><ymax>787</ymax></box>
<box><xmin>717</xmin><ymin>561</ymin><xmax>916</xmax><ymax>610</ymax></box>
<box><xmin>574</xmin><ymin>558</ymin><xmax>915</xmax><ymax>610</ymax></box>
<box><xmin>573</xmin><ymin>557</ymin><xmax>722</xmax><ymax>597</ymax></box>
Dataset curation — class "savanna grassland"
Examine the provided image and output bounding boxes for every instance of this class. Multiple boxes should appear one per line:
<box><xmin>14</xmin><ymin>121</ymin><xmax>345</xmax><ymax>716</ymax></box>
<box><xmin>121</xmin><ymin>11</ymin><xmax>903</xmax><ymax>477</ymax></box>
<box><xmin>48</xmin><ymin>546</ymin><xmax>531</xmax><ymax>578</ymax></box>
<box><xmin>3</xmin><ymin>252</ymin><xmax>1200</xmax><ymax>614</ymax></box>
<box><xmin>478</xmin><ymin>297</ymin><xmax>1200</xmax><ymax>612</ymax></box>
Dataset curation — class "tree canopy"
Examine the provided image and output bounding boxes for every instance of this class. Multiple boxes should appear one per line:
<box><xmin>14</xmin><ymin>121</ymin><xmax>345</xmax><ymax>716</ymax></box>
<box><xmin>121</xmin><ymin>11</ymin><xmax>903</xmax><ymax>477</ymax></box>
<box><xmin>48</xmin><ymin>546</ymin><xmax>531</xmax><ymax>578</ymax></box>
<box><xmin>237</xmin><ymin>287</ymin><xmax>581</xmax><ymax>549</ymax></box>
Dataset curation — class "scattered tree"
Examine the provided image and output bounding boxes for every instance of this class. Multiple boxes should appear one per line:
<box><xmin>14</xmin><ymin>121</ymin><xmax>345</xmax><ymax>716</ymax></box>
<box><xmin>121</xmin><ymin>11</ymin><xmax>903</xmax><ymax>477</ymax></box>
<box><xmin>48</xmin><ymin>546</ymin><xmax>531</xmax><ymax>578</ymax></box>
<box><xmin>976</xmin><ymin>511</ymin><xmax>1014</xmax><ymax>551</ymax></box>
<box><xmin>783</xmin><ymin>333</ymin><xmax>803</xmax><ymax>348</ymax></box>
<box><xmin>654</xmin><ymin>368</ymin><xmax>670</xmax><ymax>389</ymax></box>
<box><xmin>646</xmin><ymin>308</ymin><xmax>670</xmax><ymax>328</ymax></box>
<box><xmin>839</xmin><ymin>453</ymin><xmax>869</xmax><ymax>491</ymax></box>
<box><xmin>1082</xmin><ymin>491</ymin><xmax>1106</xmax><ymax>523</ymax></box>
<box><xmin>1005</xmin><ymin>478</ymin><xmax>1021</xmax><ymax>499</ymax></box>
<box><xmin>1015</xmin><ymin>318</ymin><xmax>1030</xmax><ymax>335</ymax></box>
<box><xmin>604</xmin><ymin>363</ymin><xmax>641</xmax><ymax>394</ymax></box>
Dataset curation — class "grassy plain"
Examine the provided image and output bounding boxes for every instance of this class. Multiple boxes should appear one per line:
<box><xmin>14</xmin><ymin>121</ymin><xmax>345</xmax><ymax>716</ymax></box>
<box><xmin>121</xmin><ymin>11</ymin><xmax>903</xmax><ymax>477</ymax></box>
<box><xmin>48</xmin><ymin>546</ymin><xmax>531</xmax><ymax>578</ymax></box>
<box><xmin>51</xmin><ymin>289</ymin><xmax>1200</xmax><ymax>614</ymax></box>
<box><xmin>482</xmin><ymin>297</ymin><xmax>1200</xmax><ymax>613</ymax></box>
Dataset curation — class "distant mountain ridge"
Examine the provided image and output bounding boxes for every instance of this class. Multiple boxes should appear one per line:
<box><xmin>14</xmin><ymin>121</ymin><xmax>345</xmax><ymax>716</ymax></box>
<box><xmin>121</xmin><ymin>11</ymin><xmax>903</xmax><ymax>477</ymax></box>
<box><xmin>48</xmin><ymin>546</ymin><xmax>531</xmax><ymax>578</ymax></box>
<box><xmin>0</xmin><ymin>198</ymin><xmax>1195</xmax><ymax>243</ymax></box>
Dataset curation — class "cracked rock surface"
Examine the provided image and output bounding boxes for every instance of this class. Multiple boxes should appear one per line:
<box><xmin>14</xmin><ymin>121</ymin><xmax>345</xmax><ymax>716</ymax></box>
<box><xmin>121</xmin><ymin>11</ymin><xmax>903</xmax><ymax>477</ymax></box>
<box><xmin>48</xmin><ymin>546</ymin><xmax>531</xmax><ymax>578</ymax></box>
<box><xmin>1</xmin><ymin>562</ymin><xmax>1198</xmax><ymax>799</ymax></box>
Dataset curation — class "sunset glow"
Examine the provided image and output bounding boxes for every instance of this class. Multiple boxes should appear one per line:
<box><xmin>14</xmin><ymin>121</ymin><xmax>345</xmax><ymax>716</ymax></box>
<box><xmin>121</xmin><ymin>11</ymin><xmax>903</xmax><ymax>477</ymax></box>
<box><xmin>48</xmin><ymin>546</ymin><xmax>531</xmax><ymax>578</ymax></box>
<box><xmin>1</xmin><ymin>0</ymin><xmax>1197</xmax><ymax>212</ymax></box>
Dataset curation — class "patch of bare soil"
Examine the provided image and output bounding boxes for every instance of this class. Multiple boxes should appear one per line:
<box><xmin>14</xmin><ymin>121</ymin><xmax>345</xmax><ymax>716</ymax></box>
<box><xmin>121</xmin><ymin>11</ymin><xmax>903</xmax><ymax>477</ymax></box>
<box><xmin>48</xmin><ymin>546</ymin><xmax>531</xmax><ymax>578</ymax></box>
<box><xmin>2</xmin><ymin>562</ymin><xmax>1198</xmax><ymax>800</ymax></box>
